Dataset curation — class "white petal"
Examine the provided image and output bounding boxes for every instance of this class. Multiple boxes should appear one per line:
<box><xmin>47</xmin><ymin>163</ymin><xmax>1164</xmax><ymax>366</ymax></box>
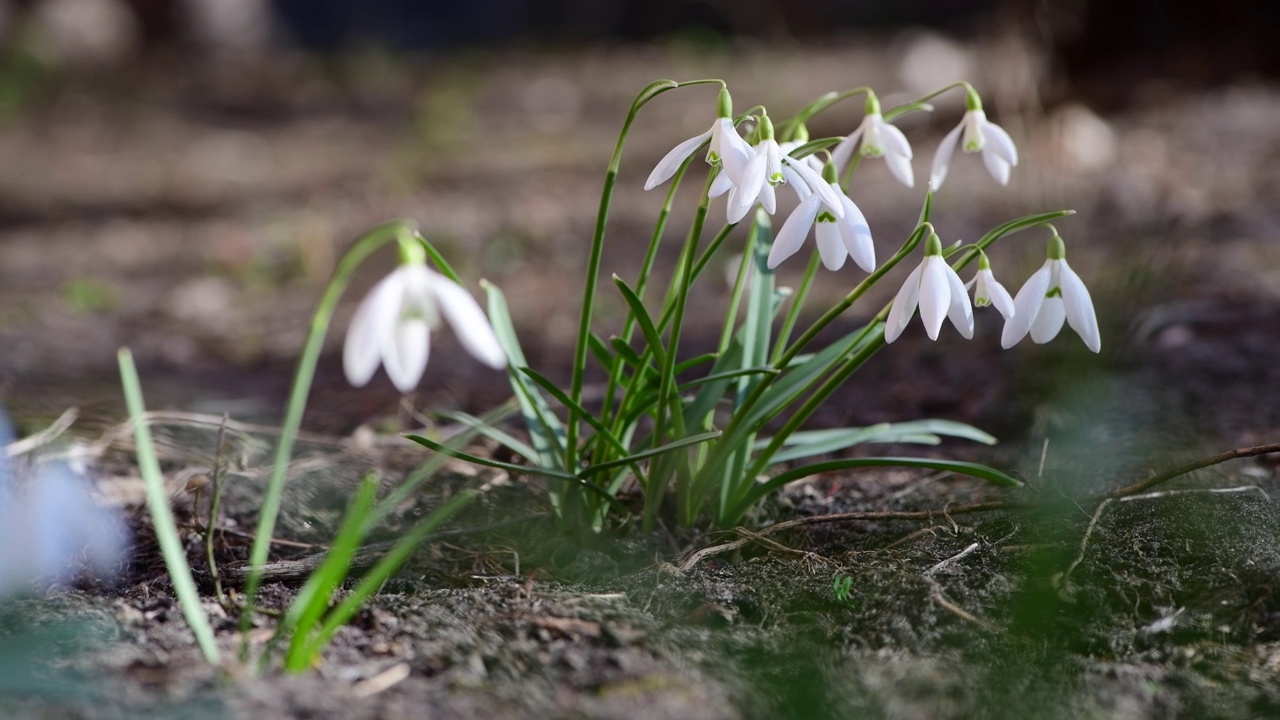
<box><xmin>982</xmin><ymin>147</ymin><xmax>1011</xmax><ymax>186</ymax></box>
<box><xmin>879</xmin><ymin>119</ymin><xmax>913</xmax><ymax>159</ymax></box>
<box><xmin>885</xmin><ymin>263</ymin><xmax>924</xmax><ymax>343</ymax></box>
<box><xmin>814</xmin><ymin>220</ymin><xmax>846</xmax><ymax>271</ymax></box>
<box><xmin>986</xmin><ymin>274</ymin><xmax>1016</xmax><ymax>320</ymax></box>
<box><xmin>781</xmin><ymin>165</ymin><xmax>812</xmax><ymax>200</ymax></box>
<box><xmin>1058</xmin><ymin>261</ymin><xmax>1101</xmax><ymax>352</ymax></box>
<box><xmin>645</xmin><ymin>129</ymin><xmax>712</xmax><ymax>191</ymax></box>
<box><xmin>1001</xmin><ymin>264</ymin><xmax>1052</xmax><ymax>349</ymax></box>
<box><xmin>343</xmin><ymin>271</ymin><xmax>403</xmax><ymax>387</ymax></box>
<box><xmin>714</xmin><ymin>118</ymin><xmax>752</xmax><ymax>185</ymax></box>
<box><xmin>759</xmin><ymin>181</ymin><xmax>776</xmax><ymax>216</ymax></box>
<box><xmin>728</xmin><ymin>153</ymin><xmax>767</xmax><ymax>224</ymax></box>
<box><xmin>1029</xmin><ymin>298</ymin><xmax>1066</xmax><ymax>344</ymax></box>
<box><xmin>884</xmin><ymin>151</ymin><xmax>916</xmax><ymax>188</ymax></box>
<box><xmin>837</xmin><ymin>194</ymin><xmax>875</xmax><ymax>272</ymax></box>
<box><xmin>830</xmin><ymin>127</ymin><xmax>864</xmax><ymax>171</ymax></box>
<box><xmin>918</xmin><ymin>257</ymin><xmax>951</xmax><ymax>340</ymax></box>
<box><xmin>785</xmin><ymin>159</ymin><xmax>844</xmax><ymax>218</ymax></box>
<box><xmin>708</xmin><ymin>168</ymin><xmax>735</xmax><ymax>198</ymax></box>
<box><xmin>768</xmin><ymin>195</ymin><xmax>821</xmax><ymax>269</ymax></box>
<box><xmin>981</xmin><ymin>119</ymin><xmax>1019</xmax><ymax>166</ymax></box>
<box><xmin>929</xmin><ymin>123</ymin><xmax>963</xmax><ymax>190</ymax></box>
<box><xmin>382</xmin><ymin>317</ymin><xmax>430</xmax><ymax>392</ymax></box>
<box><xmin>944</xmin><ymin>265</ymin><xmax>974</xmax><ymax>339</ymax></box>
<box><xmin>430</xmin><ymin>273</ymin><xmax>508</xmax><ymax>368</ymax></box>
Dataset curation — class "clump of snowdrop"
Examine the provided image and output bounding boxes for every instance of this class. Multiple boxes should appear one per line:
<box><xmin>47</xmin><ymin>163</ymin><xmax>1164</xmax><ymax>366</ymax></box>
<box><xmin>831</xmin><ymin>92</ymin><xmax>915</xmax><ymax>188</ymax></box>
<box><xmin>343</xmin><ymin>239</ymin><xmax>506</xmax><ymax>392</ymax></box>
<box><xmin>885</xmin><ymin>230</ymin><xmax>973</xmax><ymax>342</ymax></box>
<box><xmin>0</xmin><ymin>410</ymin><xmax>127</xmax><ymax>596</ymax></box>
<box><xmin>931</xmin><ymin>85</ymin><xmax>1019</xmax><ymax>188</ymax></box>
<box><xmin>1001</xmin><ymin>231</ymin><xmax>1101</xmax><ymax>352</ymax></box>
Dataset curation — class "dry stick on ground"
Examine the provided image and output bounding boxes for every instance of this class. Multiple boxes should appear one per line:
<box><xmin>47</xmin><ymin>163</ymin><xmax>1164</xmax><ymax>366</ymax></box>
<box><xmin>1055</xmin><ymin>498</ymin><xmax>1114</xmax><ymax>601</ymax></box>
<box><xmin>678</xmin><ymin>442</ymin><xmax>1280</xmax><ymax>571</ymax></box>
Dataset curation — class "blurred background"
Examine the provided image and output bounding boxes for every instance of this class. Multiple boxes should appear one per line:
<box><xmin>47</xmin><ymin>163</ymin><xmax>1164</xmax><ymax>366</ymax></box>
<box><xmin>0</xmin><ymin>0</ymin><xmax>1277</xmax><ymax>444</ymax></box>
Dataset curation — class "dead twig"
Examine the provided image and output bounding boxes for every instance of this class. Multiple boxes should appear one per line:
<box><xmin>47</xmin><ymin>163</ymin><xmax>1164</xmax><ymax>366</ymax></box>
<box><xmin>1056</xmin><ymin>498</ymin><xmax>1113</xmax><ymax>600</ymax></box>
<box><xmin>922</xmin><ymin>575</ymin><xmax>998</xmax><ymax>632</ymax></box>
<box><xmin>924</xmin><ymin>542</ymin><xmax>980</xmax><ymax>578</ymax></box>
<box><xmin>3</xmin><ymin>407</ymin><xmax>78</xmax><ymax>457</ymax></box>
<box><xmin>1118</xmin><ymin>485</ymin><xmax>1270</xmax><ymax>503</ymax></box>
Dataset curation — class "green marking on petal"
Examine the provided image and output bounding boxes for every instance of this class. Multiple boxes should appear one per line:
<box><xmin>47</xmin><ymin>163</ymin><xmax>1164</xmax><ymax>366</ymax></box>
<box><xmin>963</xmin><ymin>139</ymin><xmax>982</xmax><ymax>152</ymax></box>
<box><xmin>861</xmin><ymin>144</ymin><xmax>884</xmax><ymax>158</ymax></box>
<box><xmin>816</xmin><ymin>211</ymin><xmax>837</xmax><ymax>223</ymax></box>
<box><xmin>975</xmin><ymin>296</ymin><xmax>991</xmax><ymax>307</ymax></box>
<box><xmin>769</xmin><ymin>172</ymin><xmax>784</xmax><ymax>185</ymax></box>
<box><xmin>1046</xmin><ymin>286</ymin><xmax>1063</xmax><ymax>299</ymax></box>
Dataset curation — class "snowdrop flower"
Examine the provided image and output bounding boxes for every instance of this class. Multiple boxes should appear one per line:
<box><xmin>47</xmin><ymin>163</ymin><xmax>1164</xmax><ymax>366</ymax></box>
<box><xmin>344</xmin><ymin>244</ymin><xmax>507</xmax><ymax>392</ymax></box>
<box><xmin>644</xmin><ymin>87</ymin><xmax>752</xmax><ymax>191</ymax></box>
<box><xmin>931</xmin><ymin>87</ymin><xmax>1018</xmax><ymax>188</ymax></box>
<box><xmin>768</xmin><ymin>159</ymin><xmax>875</xmax><ymax>272</ymax></box>
<box><xmin>831</xmin><ymin>93</ymin><xmax>915</xmax><ymax>188</ymax></box>
<box><xmin>885</xmin><ymin>231</ymin><xmax>973</xmax><ymax>342</ymax></box>
<box><xmin>970</xmin><ymin>251</ymin><xmax>1015</xmax><ymax>319</ymax></box>
<box><xmin>1000</xmin><ymin>233</ymin><xmax>1100</xmax><ymax>352</ymax></box>
<box><xmin>724</xmin><ymin>115</ymin><xmax>845</xmax><ymax>225</ymax></box>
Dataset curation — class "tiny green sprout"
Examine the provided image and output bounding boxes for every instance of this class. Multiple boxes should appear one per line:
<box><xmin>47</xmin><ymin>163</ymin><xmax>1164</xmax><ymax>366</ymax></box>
<box><xmin>833</xmin><ymin>576</ymin><xmax>855</xmax><ymax>603</ymax></box>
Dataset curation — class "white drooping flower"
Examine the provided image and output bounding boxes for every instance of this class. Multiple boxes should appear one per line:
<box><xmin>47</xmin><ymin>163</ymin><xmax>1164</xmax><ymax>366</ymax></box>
<box><xmin>0</xmin><ymin>409</ymin><xmax>128</xmax><ymax>596</ymax></box>
<box><xmin>768</xmin><ymin>159</ymin><xmax>875</xmax><ymax>272</ymax></box>
<box><xmin>722</xmin><ymin>115</ymin><xmax>845</xmax><ymax>225</ymax></box>
<box><xmin>930</xmin><ymin>88</ymin><xmax>1019</xmax><ymax>188</ymax></box>
<box><xmin>831</xmin><ymin>93</ymin><xmax>915</xmax><ymax>188</ymax></box>
<box><xmin>344</xmin><ymin>259</ymin><xmax>507</xmax><ymax>392</ymax></box>
<box><xmin>1000</xmin><ymin>235</ymin><xmax>1100</xmax><ymax>353</ymax></box>
<box><xmin>885</xmin><ymin>232</ymin><xmax>973</xmax><ymax>343</ymax></box>
<box><xmin>970</xmin><ymin>252</ymin><xmax>1015</xmax><ymax>319</ymax></box>
<box><xmin>644</xmin><ymin>87</ymin><xmax>752</xmax><ymax>191</ymax></box>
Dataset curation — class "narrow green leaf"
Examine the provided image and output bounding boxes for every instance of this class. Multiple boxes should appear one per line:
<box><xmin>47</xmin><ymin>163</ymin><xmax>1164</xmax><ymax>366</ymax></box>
<box><xmin>483</xmin><ymin>281</ymin><xmax>566</xmax><ymax>467</ymax></box>
<box><xmin>405</xmin><ymin>434</ymin><xmax>625</xmax><ymax>509</ymax></box>
<box><xmin>118</xmin><ymin>348</ymin><xmax>221</xmax><ymax>666</ymax></box>
<box><xmin>679</xmin><ymin>366</ymin><xmax>778</xmax><ymax>392</ymax></box>
<box><xmin>757</xmin><ymin>419</ymin><xmax>997</xmax><ymax>464</ymax></box>
<box><xmin>730</xmin><ymin>456</ymin><xmax>1023</xmax><ymax>523</ymax></box>
<box><xmin>284</xmin><ymin>474</ymin><xmax>379</xmax><ymax>671</ymax></box>
<box><xmin>436</xmin><ymin>408</ymin><xmax>541</xmax><ymax>464</ymax></box>
<box><xmin>613</xmin><ymin>275</ymin><xmax>667</xmax><ymax>368</ymax></box>
<box><xmin>587</xmin><ymin>332</ymin><xmax>616</xmax><ymax>372</ymax></box>
<box><xmin>578</xmin><ymin>430</ymin><xmax>722</xmax><ymax>479</ymax></box>
<box><xmin>609</xmin><ymin>336</ymin><xmax>647</xmax><ymax>370</ymax></box>
<box><xmin>674</xmin><ymin>352</ymin><xmax>718</xmax><ymax>375</ymax></box>
<box><xmin>518</xmin><ymin>366</ymin><xmax>633</xmax><ymax>460</ymax></box>
<box><xmin>301</xmin><ymin>490</ymin><xmax>474</xmax><ymax>662</ymax></box>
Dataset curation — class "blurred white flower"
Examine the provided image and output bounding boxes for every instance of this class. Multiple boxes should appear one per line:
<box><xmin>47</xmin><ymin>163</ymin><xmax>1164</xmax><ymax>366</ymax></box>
<box><xmin>0</xmin><ymin>411</ymin><xmax>128</xmax><ymax>596</ymax></box>
<box><xmin>769</xmin><ymin>161</ymin><xmax>875</xmax><ymax>272</ymax></box>
<box><xmin>1000</xmin><ymin>242</ymin><xmax>1100</xmax><ymax>352</ymax></box>
<box><xmin>831</xmin><ymin>95</ymin><xmax>915</xmax><ymax>188</ymax></box>
<box><xmin>931</xmin><ymin>104</ymin><xmax>1018</xmax><ymax>188</ymax></box>
<box><xmin>344</xmin><ymin>264</ymin><xmax>507</xmax><ymax>392</ymax></box>
<box><xmin>885</xmin><ymin>234</ymin><xmax>973</xmax><ymax>342</ymax></box>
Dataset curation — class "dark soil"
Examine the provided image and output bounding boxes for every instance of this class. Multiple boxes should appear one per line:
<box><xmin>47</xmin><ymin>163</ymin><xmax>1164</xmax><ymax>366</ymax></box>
<box><xmin>3</xmin><ymin>38</ymin><xmax>1280</xmax><ymax>720</ymax></box>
